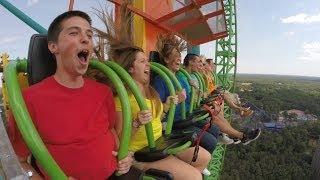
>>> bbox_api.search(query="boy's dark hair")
[48,10,92,42]
[183,53,199,66]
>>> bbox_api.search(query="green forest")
[236,74,320,116]
[221,121,320,180]
[220,74,320,180]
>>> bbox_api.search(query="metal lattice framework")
[207,0,237,179]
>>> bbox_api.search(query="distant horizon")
[237,73,320,78]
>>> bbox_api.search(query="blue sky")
[0,0,320,77]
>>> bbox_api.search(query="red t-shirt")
[8,76,117,179]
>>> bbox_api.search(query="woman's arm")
[163,95,179,113]
[115,111,151,140]
[115,111,138,139]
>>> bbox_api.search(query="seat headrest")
[27,34,56,85]
[149,51,160,63]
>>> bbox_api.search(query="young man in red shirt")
[8,11,133,179]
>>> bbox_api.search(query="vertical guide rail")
[0,0,47,34]
[208,0,237,179]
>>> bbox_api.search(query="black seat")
[149,51,161,63]
[27,34,56,85]
[110,167,173,180]
[172,110,210,130]
[134,132,197,162]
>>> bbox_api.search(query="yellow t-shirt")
[114,92,163,152]
[205,74,215,94]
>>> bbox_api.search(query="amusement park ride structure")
[0,0,237,179]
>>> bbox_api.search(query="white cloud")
[27,0,39,6]
[284,31,295,37]
[281,13,320,24]
[0,36,21,45]
[299,42,320,61]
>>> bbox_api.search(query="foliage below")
[220,75,320,179]
[221,121,320,180]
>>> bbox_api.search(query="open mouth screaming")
[77,49,89,64]
[144,69,150,75]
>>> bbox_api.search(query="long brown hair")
[93,0,143,69]
[155,34,187,65]
[88,0,144,92]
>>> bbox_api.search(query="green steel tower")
[207,0,237,179]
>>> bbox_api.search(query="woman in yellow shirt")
[112,49,211,180]
[114,88,163,152]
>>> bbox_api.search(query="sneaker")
[240,107,254,117]
[202,168,211,176]
[241,128,261,145]
[218,133,234,145]
[232,138,241,144]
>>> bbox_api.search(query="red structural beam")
[171,9,225,31]
[107,0,227,45]
[192,31,228,45]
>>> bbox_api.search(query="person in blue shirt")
[152,68,191,121]
[151,34,219,158]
